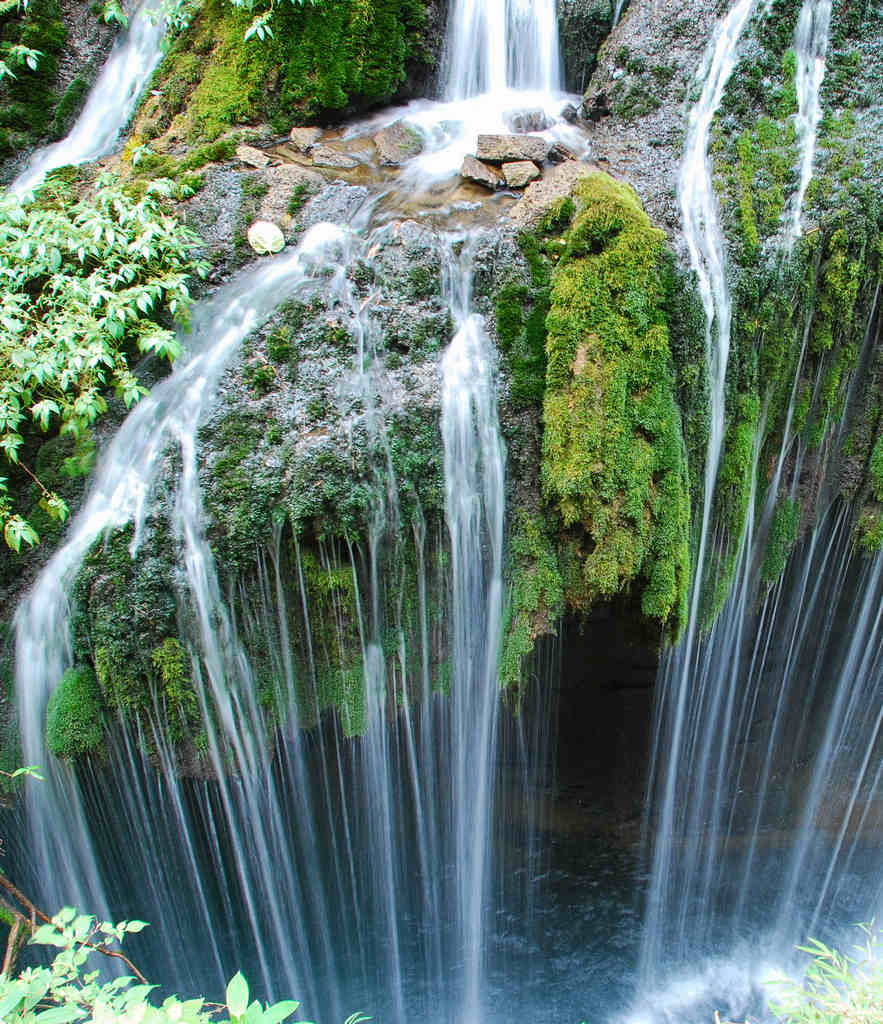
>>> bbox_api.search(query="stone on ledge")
[476,133,550,164]
[289,126,322,152]
[247,220,285,254]
[236,144,270,168]
[373,120,423,165]
[461,155,503,190]
[502,160,541,188]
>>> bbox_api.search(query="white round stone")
[247,220,285,255]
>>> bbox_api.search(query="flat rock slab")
[373,120,423,165]
[289,126,322,152]
[476,133,550,164]
[503,108,552,133]
[502,160,541,188]
[461,155,503,190]
[311,145,359,169]
[236,144,270,168]
[508,160,600,229]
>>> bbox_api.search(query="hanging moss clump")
[45,666,104,758]
[542,172,691,636]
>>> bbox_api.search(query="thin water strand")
[785,0,833,249]
[11,2,167,196]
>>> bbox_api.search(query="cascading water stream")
[443,0,561,99]
[15,222,350,921]
[635,0,878,1011]
[784,0,833,249]
[10,0,167,196]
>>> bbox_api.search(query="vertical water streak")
[784,0,833,249]
[11,2,167,196]
[440,232,506,1022]
[443,0,561,98]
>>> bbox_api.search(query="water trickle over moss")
[541,172,691,635]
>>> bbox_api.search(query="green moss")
[52,77,89,136]
[45,666,104,757]
[870,435,883,502]
[267,325,292,362]
[761,496,800,585]
[500,513,564,693]
[0,0,68,145]
[542,173,691,634]
[858,509,883,552]
[150,638,199,732]
[146,0,430,142]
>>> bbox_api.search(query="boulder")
[502,160,541,188]
[476,134,550,164]
[247,220,285,254]
[461,155,503,190]
[236,144,270,169]
[311,145,359,169]
[503,108,552,133]
[289,126,322,152]
[373,120,423,165]
[561,103,580,124]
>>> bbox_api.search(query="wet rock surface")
[288,126,322,152]
[461,155,503,189]
[502,160,541,188]
[477,134,551,164]
[373,120,424,165]
[578,0,718,238]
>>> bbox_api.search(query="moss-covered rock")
[542,172,691,634]
[140,0,436,143]
[45,665,104,757]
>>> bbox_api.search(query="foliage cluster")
[0,907,309,1024]
[0,173,205,551]
[769,926,883,1024]
[542,172,691,635]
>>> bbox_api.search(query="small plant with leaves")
[0,907,325,1024]
[768,924,883,1023]
[0,173,207,551]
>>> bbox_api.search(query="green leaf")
[262,1000,300,1024]
[226,972,249,1017]
[35,1005,87,1023]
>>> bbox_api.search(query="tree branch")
[0,871,149,984]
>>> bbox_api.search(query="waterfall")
[784,0,833,249]
[443,0,561,99]
[15,224,351,919]
[12,209,524,1020]
[10,1,166,196]
[639,2,757,978]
